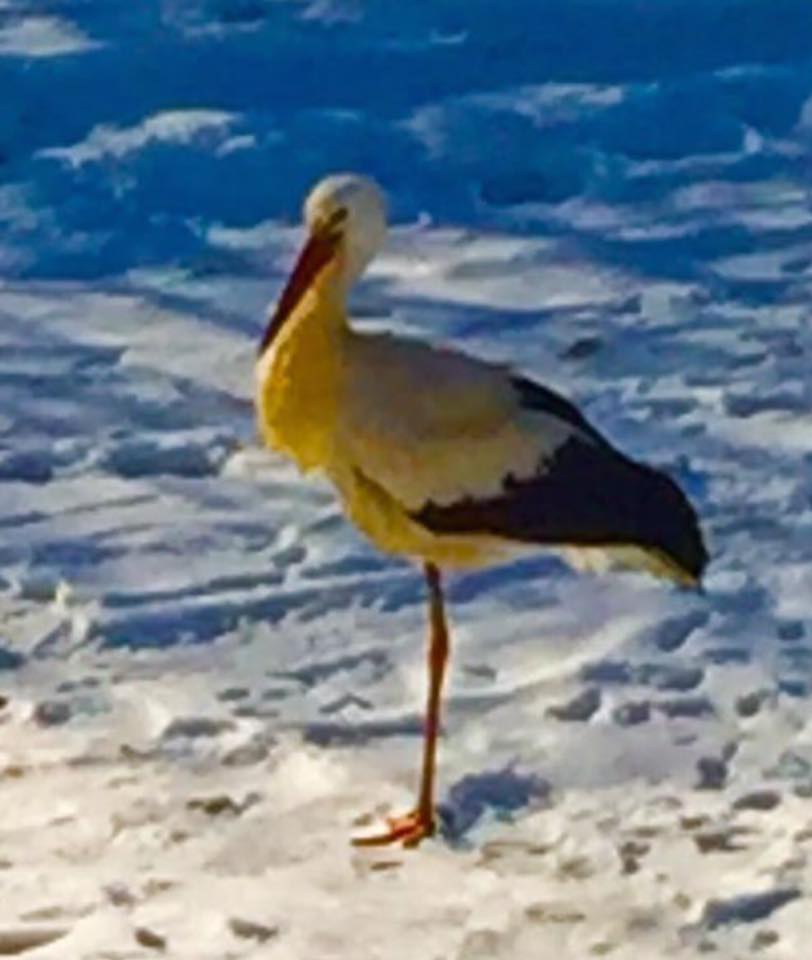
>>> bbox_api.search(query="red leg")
[353,563,449,848]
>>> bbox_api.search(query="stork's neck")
[309,256,352,328]
[255,254,352,470]
[258,257,350,367]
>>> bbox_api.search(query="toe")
[352,810,434,848]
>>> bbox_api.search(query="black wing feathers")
[509,375,608,446]
[412,376,708,582]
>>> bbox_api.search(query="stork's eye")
[327,207,348,229]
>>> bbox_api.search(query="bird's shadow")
[437,765,552,845]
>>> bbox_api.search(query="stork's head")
[305,174,387,282]
[258,174,387,355]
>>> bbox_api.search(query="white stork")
[255,174,708,847]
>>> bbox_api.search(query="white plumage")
[254,173,708,846]
[337,331,581,510]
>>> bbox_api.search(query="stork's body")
[256,174,708,847]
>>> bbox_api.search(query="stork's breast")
[255,324,342,472]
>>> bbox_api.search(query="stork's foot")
[352,809,435,848]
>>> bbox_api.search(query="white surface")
[1,0,812,956]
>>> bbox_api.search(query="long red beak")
[258,227,340,355]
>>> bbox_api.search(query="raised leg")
[353,562,450,848]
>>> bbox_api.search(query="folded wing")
[338,334,707,584]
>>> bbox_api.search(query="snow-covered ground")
[2,1,812,957]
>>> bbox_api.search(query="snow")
[0,16,98,58]
[2,0,812,957]
[40,111,238,167]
